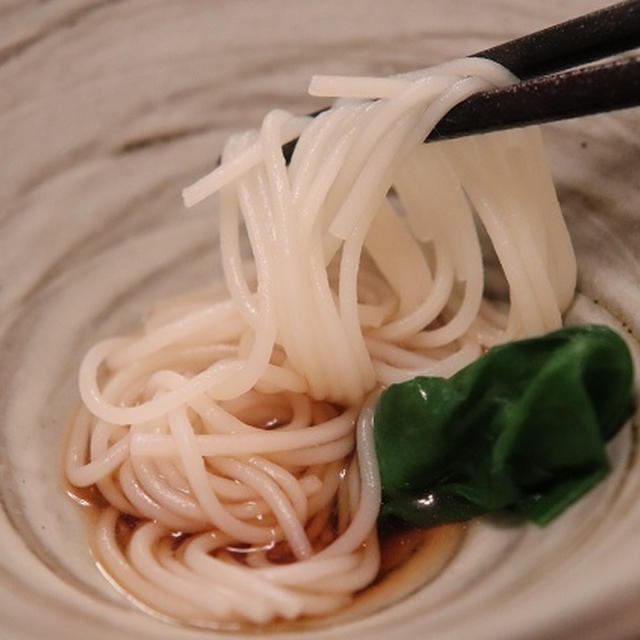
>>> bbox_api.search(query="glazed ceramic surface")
[1,2,639,639]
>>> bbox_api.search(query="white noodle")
[66,58,576,625]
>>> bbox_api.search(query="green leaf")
[374,325,634,528]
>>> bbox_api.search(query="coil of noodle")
[65,57,576,625]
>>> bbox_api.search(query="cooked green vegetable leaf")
[374,325,634,528]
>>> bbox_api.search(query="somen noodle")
[65,57,576,625]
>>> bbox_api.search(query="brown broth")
[114,513,142,552]
[66,482,108,511]
[64,409,465,631]
[268,522,465,632]
[349,523,465,615]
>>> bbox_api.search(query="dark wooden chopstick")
[476,0,640,79]
[429,55,640,142]
[280,1,640,161]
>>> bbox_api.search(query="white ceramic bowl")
[1,2,639,639]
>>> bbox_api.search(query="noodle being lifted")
[65,58,578,624]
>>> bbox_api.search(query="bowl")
[1,1,639,639]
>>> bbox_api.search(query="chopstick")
[281,0,640,160]
[429,0,640,141]
[429,55,640,142]
[475,0,640,78]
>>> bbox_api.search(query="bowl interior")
[1,2,639,639]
